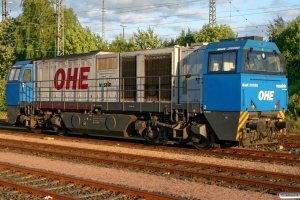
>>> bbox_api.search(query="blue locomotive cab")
[202,37,291,145]
[6,60,34,106]
[241,50,287,112]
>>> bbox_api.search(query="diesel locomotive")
[5,36,292,148]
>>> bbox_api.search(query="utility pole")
[2,0,12,20]
[209,0,216,27]
[120,25,127,38]
[102,0,105,40]
[2,0,7,21]
[55,0,64,56]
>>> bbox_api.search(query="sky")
[2,0,300,43]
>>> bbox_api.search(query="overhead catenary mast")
[55,0,64,56]
[209,0,216,27]
[102,0,105,40]
[2,0,8,21]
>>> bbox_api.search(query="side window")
[8,69,16,81]
[223,52,236,71]
[209,52,236,73]
[210,54,222,71]
[8,68,21,81]
[23,69,31,82]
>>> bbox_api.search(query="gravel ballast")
[0,133,291,199]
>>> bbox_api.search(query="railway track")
[1,124,300,149]
[0,162,178,200]
[1,128,300,166]
[0,138,300,194]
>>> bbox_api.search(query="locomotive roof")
[51,51,112,60]
[12,60,32,67]
[207,39,281,52]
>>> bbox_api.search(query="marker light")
[250,100,257,110]
[274,101,280,109]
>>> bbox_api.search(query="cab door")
[6,67,22,106]
[20,67,34,102]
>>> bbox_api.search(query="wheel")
[148,129,168,146]
[193,140,208,149]
[57,128,68,136]
[192,134,209,149]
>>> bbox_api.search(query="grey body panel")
[7,106,19,124]
[204,111,239,141]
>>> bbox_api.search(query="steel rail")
[1,130,300,165]
[0,179,77,200]
[0,162,178,200]
[1,138,300,182]
[0,140,300,192]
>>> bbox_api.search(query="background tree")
[12,0,56,59]
[64,7,108,54]
[194,24,235,42]
[0,19,16,112]
[173,25,235,46]
[267,16,286,47]
[133,27,166,50]
[268,15,300,85]
[173,28,195,46]
[110,28,166,52]
[12,0,107,59]
[267,15,300,129]
[110,34,134,52]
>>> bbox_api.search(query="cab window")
[8,68,21,81]
[244,51,285,74]
[23,69,31,82]
[209,51,236,73]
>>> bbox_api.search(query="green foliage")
[0,19,16,79]
[12,0,56,59]
[286,83,300,121]
[288,82,300,96]
[64,8,109,54]
[268,16,300,85]
[173,28,195,46]
[11,0,108,59]
[133,28,166,50]
[286,96,300,132]
[0,79,7,112]
[194,24,235,42]
[287,94,300,120]
[110,28,166,52]
[267,16,286,45]
[0,19,15,112]
[173,24,235,46]
[267,15,300,128]
[110,34,134,52]
[286,83,300,132]
[94,34,109,51]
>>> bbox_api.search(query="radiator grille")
[98,57,117,70]
[145,54,171,101]
[121,56,136,101]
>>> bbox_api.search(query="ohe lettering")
[258,90,274,101]
[54,67,90,90]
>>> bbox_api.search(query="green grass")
[0,111,7,120]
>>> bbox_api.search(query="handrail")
[26,74,202,109]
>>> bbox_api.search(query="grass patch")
[0,111,7,120]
